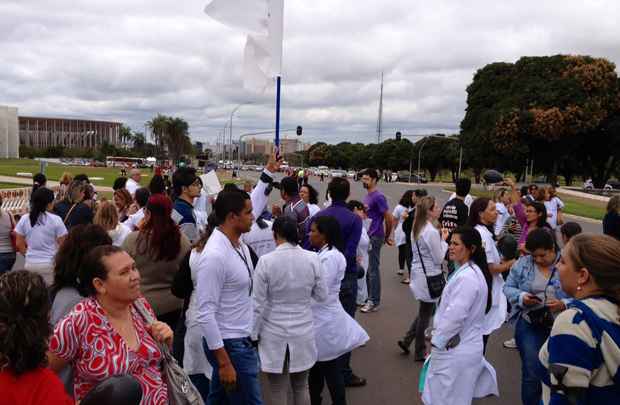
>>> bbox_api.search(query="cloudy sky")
[2,0,619,146]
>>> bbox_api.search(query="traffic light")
[296,126,303,136]
[395,131,402,141]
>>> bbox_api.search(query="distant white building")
[0,106,19,158]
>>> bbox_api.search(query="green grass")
[444,186,605,221]
[0,182,28,189]
[0,159,154,188]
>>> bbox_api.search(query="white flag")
[204,0,269,35]
[204,0,283,92]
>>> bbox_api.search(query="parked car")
[330,170,346,178]
[583,179,620,190]
[396,170,428,183]
[347,171,356,178]
[255,165,264,172]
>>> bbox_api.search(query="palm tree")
[146,114,169,155]
[165,117,191,163]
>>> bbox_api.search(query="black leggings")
[309,357,346,405]
[398,244,412,273]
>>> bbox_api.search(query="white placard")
[201,171,222,195]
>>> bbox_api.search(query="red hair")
[137,194,181,261]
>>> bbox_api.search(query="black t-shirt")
[53,201,94,229]
[439,198,469,234]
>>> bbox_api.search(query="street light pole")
[229,102,251,166]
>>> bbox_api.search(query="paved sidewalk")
[0,174,113,192]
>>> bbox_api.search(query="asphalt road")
[246,172,603,405]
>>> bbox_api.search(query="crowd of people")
[0,159,619,405]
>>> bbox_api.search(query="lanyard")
[229,240,253,296]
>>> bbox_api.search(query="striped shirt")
[539,297,620,404]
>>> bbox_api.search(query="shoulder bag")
[415,239,446,299]
[133,299,205,405]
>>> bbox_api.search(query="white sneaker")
[397,269,404,275]
[503,338,517,349]
[360,302,379,313]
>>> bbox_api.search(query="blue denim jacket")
[503,254,570,323]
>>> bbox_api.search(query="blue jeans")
[203,337,263,405]
[189,374,210,403]
[366,236,384,305]
[0,252,16,274]
[515,316,550,405]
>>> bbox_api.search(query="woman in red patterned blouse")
[48,245,173,404]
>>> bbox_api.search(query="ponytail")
[452,226,493,314]
[29,188,54,227]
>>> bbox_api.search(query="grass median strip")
[444,187,605,221]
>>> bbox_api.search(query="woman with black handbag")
[503,228,569,405]
[398,196,448,361]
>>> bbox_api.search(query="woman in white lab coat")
[422,226,498,405]
[252,216,328,405]
[399,196,449,361]
[308,215,370,405]
[467,197,515,350]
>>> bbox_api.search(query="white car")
[347,171,356,178]
[330,170,346,178]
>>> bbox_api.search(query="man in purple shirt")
[304,177,366,387]
[360,168,393,313]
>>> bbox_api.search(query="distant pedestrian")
[559,222,582,245]
[125,168,141,196]
[392,190,415,283]
[603,195,620,240]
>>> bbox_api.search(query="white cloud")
[1,0,619,146]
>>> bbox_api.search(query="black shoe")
[345,374,367,387]
[397,340,410,355]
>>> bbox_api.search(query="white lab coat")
[410,222,448,303]
[313,246,369,361]
[183,249,213,378]
[475,224,508,335]
[422,262,499,405]
[251,243,327,373]
[242,220,277,259]
[356,225,370,305]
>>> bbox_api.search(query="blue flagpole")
[275,75,281,158]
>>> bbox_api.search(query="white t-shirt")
[125,178,140,196]
[475,224,507,335]
[392,204,409,246]
[544,197,564,229]
[449,193,474,209]
[494,202,510,237]
[15,212,68,265]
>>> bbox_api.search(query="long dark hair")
[138,194,181,261]
[0,271,51,375]
[313,215,344,253]
[399,190,414,208]
[529,201,549,228]
[452,226,493,313]
[467,197,496,237]
[149,174,167,195]
[52,224,113,299]
[29,187,54,227]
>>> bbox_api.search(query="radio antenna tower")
[376,72,384,144]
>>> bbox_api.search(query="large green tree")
[461,55,620,187]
